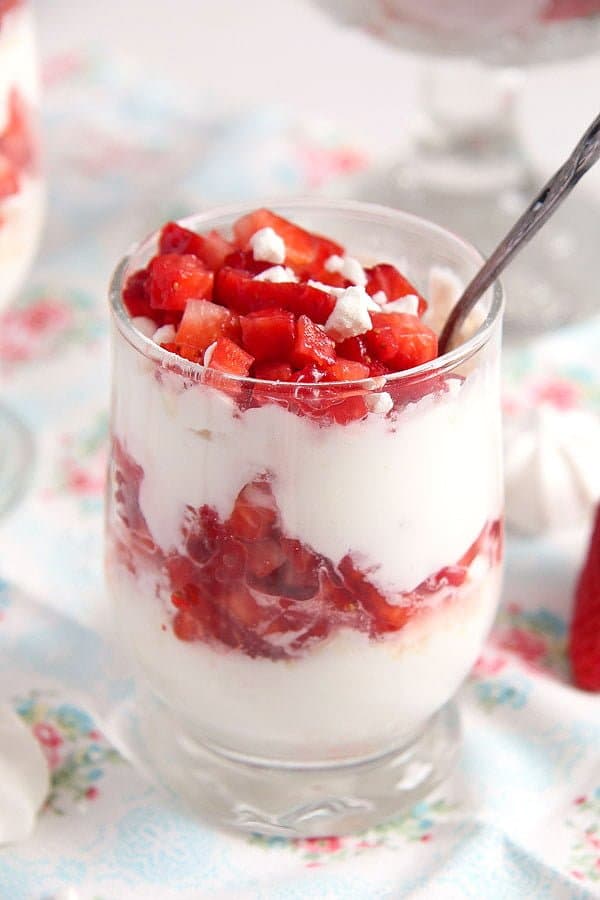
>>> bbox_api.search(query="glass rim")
[108,197,504,388]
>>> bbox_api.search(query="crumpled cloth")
[0,51,599,900]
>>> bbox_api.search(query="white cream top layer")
[0,4,38,132]
[113,334,502,594]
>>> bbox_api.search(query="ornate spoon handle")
[438,111,600,355]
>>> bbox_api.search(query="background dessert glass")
[0,0,44,514]
[313,0,600,340]
[106,199,504,837]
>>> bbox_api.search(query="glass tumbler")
[0,0,43,514]
[106,200,504,837]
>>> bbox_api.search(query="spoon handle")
[438,111,600,355]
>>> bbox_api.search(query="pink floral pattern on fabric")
[15,691,122,814]
[567,789,600,886]
[251,798,453,865]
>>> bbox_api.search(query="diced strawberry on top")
[159,222,234,270]
[366,263,428,316]
[207,336,254,376]
[175,299,240,355]
[232,208,343,276]
[122,268,153,318]
[325,358,370,381]
[252,361,294,381]
[240,309,296,363]
[291,315,336,369]
[215,267,335,323]
[148,254,214,310]
[222,250,271,276]
[365,311,438,372]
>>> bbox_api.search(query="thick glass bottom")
[134,686,460,838]
[0,404,33,516]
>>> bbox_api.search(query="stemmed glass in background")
[314,0,600,340]
[0,0,44,514]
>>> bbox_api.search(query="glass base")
[329,162,600,342]
[134,687,460,838]
[0,404,33,516]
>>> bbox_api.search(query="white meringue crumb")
[203,341,218,366]
[253,266,298,283]
[324,286,373,341]
[371,290,388,306]
[152,324,176,345]
[365,392,394,415]
[324,254,367,287]
[131,316,157,338]
[379,295,420,316]
[249,227,286,265]
[306,279,346,298]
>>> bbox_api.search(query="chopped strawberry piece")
[122,269,152,318]
[252,362,294,381]
[240,309,296,363]
[335,336,371,366]
[365,312,438,372]
[246,539,286,578]
[220,585,263,628]
[148,254,214,310]
[0,152,19,201]
[327,395,368,425]
[569,505,600,691]
[232,208,343,275]
[0,89,36,172]
[175,299,239,355]
[208,337,254,376]
[325,358,370,381]
[420,565,468,592]
[228,480,278,541]
[223,250,270,276]
[173,608,205,641]
[339,555,410,632]
[292,315,336,369]
[215,268,335,323]
[159,222,233,269]
[290,365,326,383]
[366,263,428,316]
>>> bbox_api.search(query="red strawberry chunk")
[292,315,336,369]
[159,222,233,269]
[223,250,270,276]
[569,505,600,691]
[335,336,371,366]
[325,358,370,381]
[122,269,152,318]
[228,480,278,541]
[0,89,36,172]
[215,267,335,323]
[252,362,294,381]
[173,608,206,642]
[233,208,343,275]
[241,309,296,363]
[339,555,410,632]
[208,337,254,376]
[246,539,286,578]
[366,263,428,316]
[148,254,214,310]
[365,312,438,372]
[175,299,239,356]
[0,152,19,201]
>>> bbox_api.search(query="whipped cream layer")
[111,560,500,760]
[112,334,502,594]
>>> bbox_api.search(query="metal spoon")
[438,111,600,355]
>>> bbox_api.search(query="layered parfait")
[0,0,42,309]
[107,204,503,763]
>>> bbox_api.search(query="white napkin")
[0,704,49,844]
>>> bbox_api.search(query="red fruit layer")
[0,88,38,204]
[121,210,441,403]
[569,504,600,691]
[112,441,502,661]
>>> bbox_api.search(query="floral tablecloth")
[0,52,599,900]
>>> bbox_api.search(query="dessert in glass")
[313,0,600,339]
[0,0,43,514]
[106,200,504,837]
